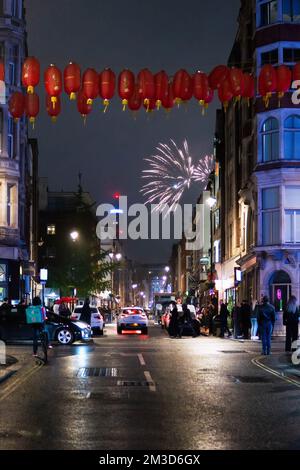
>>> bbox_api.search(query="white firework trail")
[141,139,214,213]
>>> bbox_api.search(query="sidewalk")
[0,345,34,386]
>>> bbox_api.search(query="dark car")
[0,307,92,345]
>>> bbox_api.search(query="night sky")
[25,0,240,264]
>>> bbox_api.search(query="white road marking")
[138,354,146,366]
[144,371,156,392]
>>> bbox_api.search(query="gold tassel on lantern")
[122,99,128,111]
[103,99,110,113]
[51,96,57,109]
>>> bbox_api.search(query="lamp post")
[132,284,138,305]
[206,196,217,284]
[109,252,122,303]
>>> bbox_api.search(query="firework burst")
[141,139,214,213]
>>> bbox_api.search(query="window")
[47,224,56,235]
[260,1,278,26]
[261,49,279,65]
[283,0,300,22]
[262,187,280,245]
[262,117,279,162]
[8,62,15,86]
[11,0,19,18]
[283,48,300,63]
[0,263,6,283]
[7,184,13,226]
[7,117,14,158]
[285,186,300,242]
[46,247,56,259]
[284,115,300,160]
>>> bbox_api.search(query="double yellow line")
[252,355,300,388]
[0,361,43,402]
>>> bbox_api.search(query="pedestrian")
[257,296,276,355]
[232,303,241,338]
[240,300,252,339]
[220,300,232,338]
[178,304,196,338]
[168,301,179,338]
[80,297,92,325]
[251,301,259,340]
[28,296,47,357]
[283,295,300,352]
[58,301,71,318]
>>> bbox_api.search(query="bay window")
[262,117,279,162]
[262,187,280,245]
[284,115,300,160]
[285,186,300,243]
[260,1,278,26]
[283,0,300,22]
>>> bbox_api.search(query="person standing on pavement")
[251,300,259,340]
[0,297,11,321]
[232,302,241,338]
[240,300,251,339]
[80,297,92,325]
[168,301,178,338]
[283,295,300,352]
[257,296,276,355]
[220,300,232,338]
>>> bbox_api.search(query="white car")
[117,307,148,335]
[71,306,104,335]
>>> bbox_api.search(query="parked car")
[71,305,104,335]
[117,307,148,335]
[0,308,92,345]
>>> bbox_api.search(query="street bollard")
[0,340,6,365]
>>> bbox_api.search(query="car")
[0,308,92,345]
[71,305,104,335]
[117,307,148,335]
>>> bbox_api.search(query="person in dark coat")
[220,301,232,338]
[283,295,300,352]
[232,303,241,338]
[80,298,92,325]
[58,301,71,318]
[178,304,196,338]
[168,301,178,338]
[240,300,252,339]
[257,296,276,355]
[0,297,11,321]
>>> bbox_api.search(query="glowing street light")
[70,231,79,242]
[165,266,170,273]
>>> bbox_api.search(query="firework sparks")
[141,139,214,213]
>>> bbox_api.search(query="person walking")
[251,301,259,340]
[80,298,92,325]
[283,295,300,352]
[257,296,276,355]
[240,300,252,339]
[220,300,232,338]
[168,301,179,338]
[28,296,47,357]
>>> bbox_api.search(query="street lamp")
[164,266,170,273]
[70,231,79,242]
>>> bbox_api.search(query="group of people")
[168,302,199,338]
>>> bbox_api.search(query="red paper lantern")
[172,69,193,105]
[9,92,25,121]
[46,94,61,122]
[118,69,135,110]
[276,65,292,100]
[258,64,277,107]
[128,84,142,111]
[162,83,174,111]
[64,62,81,100]
[99,68,116,112]
[77,89,92,122]
[229,67,245,100]
[82,68,98,105]
[44,64,62,109]
[203,87,214,113]
[193,71,209,105]
[138,68,155,111]
[293,63,300,81]
[242,73,255,104]
[22,57,40,94]
[154,71,168,109]
[209,65,229,90]
[25,92,39,127]
[218,79,233,110]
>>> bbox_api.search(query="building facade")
[0,0,38,302]
[216,0,300,330]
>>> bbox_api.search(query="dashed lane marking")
[144,371,156,392]
[138,354,146,366]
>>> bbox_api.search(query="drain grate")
[77,367,118,378]
[219,350,248,354]
[117,380,156,387]
[230,375,272,383]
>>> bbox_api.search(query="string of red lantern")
[7,59,300,125]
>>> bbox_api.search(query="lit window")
[284,115,300,160]
[283,0,300,22]
[285,186,300,242]
[47,225,56,235]
[261,117,279,162]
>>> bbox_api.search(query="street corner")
[252,350,300,388]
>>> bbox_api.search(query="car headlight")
[82,328,90,338]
